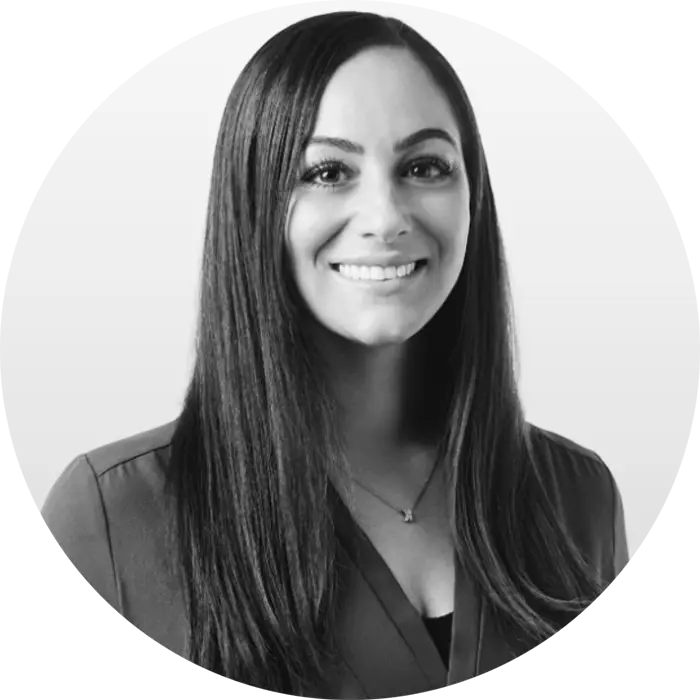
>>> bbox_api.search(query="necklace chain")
[350,459,439,523]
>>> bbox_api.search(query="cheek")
[286,195,344,271]
[286,195,349,324]
[421,186,469,224]
[415,186,470,256]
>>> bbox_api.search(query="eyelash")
[300,156,456,190]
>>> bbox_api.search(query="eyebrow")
[306,127,458,154]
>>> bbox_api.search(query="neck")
[309,322,436,461]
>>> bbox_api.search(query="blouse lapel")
[446,557,482,684]
[332,488,447,697]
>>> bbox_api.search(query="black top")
[41,420,629,698]
[424,613,454,668]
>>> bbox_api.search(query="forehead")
[311,47,459,144]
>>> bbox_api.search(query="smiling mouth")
[330,258,428,289]
[331,258,428,272]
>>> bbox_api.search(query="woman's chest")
[340,470,455,617]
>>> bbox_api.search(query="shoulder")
[44,421,177,518]
[525,423,628,579]
[41,421,179,611]
[526,422,616,500]
[82,421,177,507]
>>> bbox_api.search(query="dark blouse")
[423,613,453,668]
[41,421,629,698]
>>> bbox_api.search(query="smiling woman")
[288,49,470,349]
[40,10,628,699]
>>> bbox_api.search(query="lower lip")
[331,264,427,293]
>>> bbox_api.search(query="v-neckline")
[330,485,483,691]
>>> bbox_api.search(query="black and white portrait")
[1,2,697,698]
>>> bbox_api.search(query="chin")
[343,316,426,347]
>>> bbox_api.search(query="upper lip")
[331,254,426,267]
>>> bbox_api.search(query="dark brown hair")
[168,11,602,695]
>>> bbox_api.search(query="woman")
[42,11,628,698]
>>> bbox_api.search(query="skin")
[286,47,469,482]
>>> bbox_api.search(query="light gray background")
[1,1,696,556]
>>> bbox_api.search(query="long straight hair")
[168,11,603,695]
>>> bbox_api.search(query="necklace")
[350,459,439,523]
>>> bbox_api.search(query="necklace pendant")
[401,508,414,523]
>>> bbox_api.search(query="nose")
[356,177,410,243]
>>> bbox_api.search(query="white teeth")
[336,261,420,281]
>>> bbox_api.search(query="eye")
[408,156,454,180]
[300,159,353,189]
[301,156,455,189]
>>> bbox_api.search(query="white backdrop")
[1,1,698,698]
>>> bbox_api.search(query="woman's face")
[286,47,470,346]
